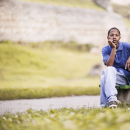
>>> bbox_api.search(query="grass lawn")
[0,41,102,100]
[17,0,104,10]
[1,103,130,130]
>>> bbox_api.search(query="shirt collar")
[116,41,123,51]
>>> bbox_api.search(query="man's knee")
[104,66,116,73]
[100,75,104,81]
[100,75,105,87]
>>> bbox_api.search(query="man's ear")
[119,36,121,40]
[107,36,109,40]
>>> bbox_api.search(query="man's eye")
[116,35,118,36]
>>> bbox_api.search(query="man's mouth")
[113,40,117,43]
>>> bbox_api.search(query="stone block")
[117,89,130,105]
[93,0,113,12]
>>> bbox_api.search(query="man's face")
[107,29,121,49]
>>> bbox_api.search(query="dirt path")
[0,96,100,115]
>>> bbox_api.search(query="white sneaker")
[108,101,118,108]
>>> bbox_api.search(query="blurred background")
[0,0,130,100]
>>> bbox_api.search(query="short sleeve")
[124,42,130,54]
[102,46,110,65]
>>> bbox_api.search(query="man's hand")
[125,57,130,71]
[108,39,116,49]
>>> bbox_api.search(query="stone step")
[99,84,130,105]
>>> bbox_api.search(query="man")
[100,27,130,108]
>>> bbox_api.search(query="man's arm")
[105,39,116,66]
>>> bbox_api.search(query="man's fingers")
[128,63,130,71]
[125,62,128,70]
[111,42,115,46]
[108,39,113,43]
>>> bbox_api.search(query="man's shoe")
[108,101,118,108]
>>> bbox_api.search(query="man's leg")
[100,74,107,107]
[116,69,128,86]
[100,66,117,107]
[100,67,128,107]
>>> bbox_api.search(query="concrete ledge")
[99,85,130,105]
[117,89,130,105]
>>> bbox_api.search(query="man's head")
[107,27,121,49]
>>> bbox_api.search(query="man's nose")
[113,35,116,38]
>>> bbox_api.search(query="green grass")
[17,0,104,10]
[0,41,102,100]
[0,86,100,100]
[0,41,100,80]
[1,105,130,130]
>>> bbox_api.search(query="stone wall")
[93,0,130,10]
[93,0,113,12]
[111,0,130,6]
[0,0,128,46]
[128,29,130,43]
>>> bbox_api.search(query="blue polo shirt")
[102,41,130,84]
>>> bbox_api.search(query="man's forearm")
[105,48,116,66]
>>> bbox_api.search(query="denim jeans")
[100,66,128,107]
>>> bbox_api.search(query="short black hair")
[108,27,121,36]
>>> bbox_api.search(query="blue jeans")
[100,66,128,107]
